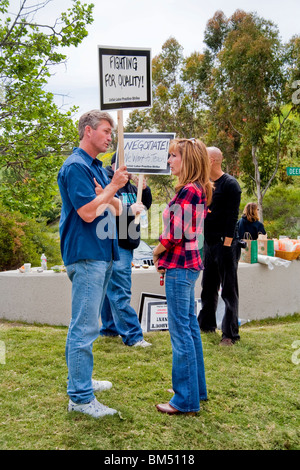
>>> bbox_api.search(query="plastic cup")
[24,263,31,273]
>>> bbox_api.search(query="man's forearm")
[78,182,122,222]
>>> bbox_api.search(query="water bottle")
[140,208,148,229]
[41,253,47,271]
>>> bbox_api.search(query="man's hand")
[131,175,147,190]
[130,202,144,216]
[78,170,126,223]
[94,178,103,195]
[111,165,129,190]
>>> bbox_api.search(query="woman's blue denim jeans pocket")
[165,268,207,412]
[65,259,113,404]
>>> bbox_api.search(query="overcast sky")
[26,0,300,123]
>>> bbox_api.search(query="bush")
[238,181,300,239]
[263,183,300,238]
[0,203,62,271]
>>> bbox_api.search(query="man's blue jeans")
[100,247,143,346]
[65,259,113,404]
[165,268,207,412]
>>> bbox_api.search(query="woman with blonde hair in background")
[153,138,213,415]
[237,202,266,240]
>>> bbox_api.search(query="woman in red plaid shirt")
[153,138,213,415]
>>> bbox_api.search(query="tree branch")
[262,106,295,198]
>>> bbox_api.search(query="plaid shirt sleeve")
[158,183,207,270]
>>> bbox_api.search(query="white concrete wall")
[0,261,299,327]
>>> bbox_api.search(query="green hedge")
[239,182,300,239]
[0,203,62,271]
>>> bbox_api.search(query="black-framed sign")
[98,46,152,111]
[139,293,166,332]
[116,132,175,175]
[147,301,168,332]
[139,293,202,332]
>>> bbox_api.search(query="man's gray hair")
[78,110,115,140]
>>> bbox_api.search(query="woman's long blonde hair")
[169,138,213,205]
[243,203,259,222]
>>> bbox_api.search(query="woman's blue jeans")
[65,259,113,404]
[100,246,144,346]
[165,268,207,412]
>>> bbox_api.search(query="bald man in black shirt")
[198,147,242,345]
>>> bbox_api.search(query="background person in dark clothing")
[198,147,242,345]
[237,202,266,240]
[100,153,153,347]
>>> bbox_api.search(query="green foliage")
[263,182,300,238]
[126,11,300,211]
[239,180,300,238]
[0,0,94,217]
[126,37,210,139]
[239,106,300,192]
[0,202,62,270]
[203,10,300,214]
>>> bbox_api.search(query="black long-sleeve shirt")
[237,215,266,240]
[204,173,241,244]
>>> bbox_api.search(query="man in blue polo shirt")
[58,110,129,418]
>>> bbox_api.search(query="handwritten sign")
[98,46,152,111]
[116,133,175,175]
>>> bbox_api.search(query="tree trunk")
[252,145,264,222]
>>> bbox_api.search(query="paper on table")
[257,254,291,270]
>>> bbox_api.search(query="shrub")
[263,183,300,238]
[0,203,62,271]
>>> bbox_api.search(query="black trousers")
[198,240,241,342]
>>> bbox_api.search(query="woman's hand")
[153,243,167,272]
[153,250,165,273]
[130,202,144,216]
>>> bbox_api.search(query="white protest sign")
[148,302,169,331]
[116,133,175,175]
[98,46,152,111]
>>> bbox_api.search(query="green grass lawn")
[0,315,299,450]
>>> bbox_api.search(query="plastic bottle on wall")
[41,253,47,271]
[140,208,148,228]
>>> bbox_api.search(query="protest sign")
[139,293,202,332]
[98,46,152,111]
[98,46,152,167]
[147,302,169,331]
[116,133,175,175]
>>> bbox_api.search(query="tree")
[0,0,94,217]
[203,10,300,220]
[125,38,210,203]
[126,37,208,138]
[125,13,300,221]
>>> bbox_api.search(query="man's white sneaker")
[132,339,152,348]
[92,379,112,392]
[68,398,117,418]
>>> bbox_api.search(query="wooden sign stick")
[117,110,124,167]
[135,174,144,224]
